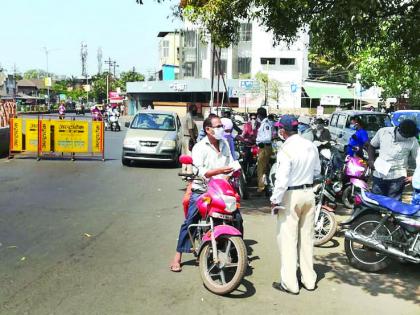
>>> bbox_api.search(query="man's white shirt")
[191,136,233,191]
[270,134,321,205]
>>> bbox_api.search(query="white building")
[178,20,309,109]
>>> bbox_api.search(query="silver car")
[122,110,182,165]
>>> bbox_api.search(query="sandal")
[169,264,182,273]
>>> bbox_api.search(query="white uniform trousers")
[276,189,317,293]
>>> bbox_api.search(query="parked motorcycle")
[316,142,369,209]
[344,189,420,272]
[179,155,248,295]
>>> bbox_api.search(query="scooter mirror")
[179,155,193,165]
[125,122,130,128]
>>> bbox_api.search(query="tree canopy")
[140,0,419,103]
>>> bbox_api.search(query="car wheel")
[122,157,131,166]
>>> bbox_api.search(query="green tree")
[24,69,49,79]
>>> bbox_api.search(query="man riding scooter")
[169,115,242,272]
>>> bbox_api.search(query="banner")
[10,118,22,151]
[54,120,89,153]
[25,119,38,152]
[40,120,51,152]
[92,121,103,153]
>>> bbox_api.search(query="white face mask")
[213,127,225,140]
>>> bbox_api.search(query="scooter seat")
[364,192,420,215]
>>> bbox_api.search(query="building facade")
[173,20,309,109]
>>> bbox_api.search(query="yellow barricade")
[9,116,105,160]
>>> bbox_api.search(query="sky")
[0,0,182,77]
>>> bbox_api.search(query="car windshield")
[393,112,420,129]
[350,114,392,131]
[131,113,176,131]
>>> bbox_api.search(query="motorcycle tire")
[238,173,249,200]
[314,207,337,247]
[199,235,248,295]
[342,184,358,209]
[344,214,392,272]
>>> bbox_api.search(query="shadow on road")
[128,160,180,170]
[315,252,420,304]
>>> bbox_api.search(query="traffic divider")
[9,115,105,161]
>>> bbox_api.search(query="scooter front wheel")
[199,235,247,295]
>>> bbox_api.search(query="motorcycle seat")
[364,192,420,215]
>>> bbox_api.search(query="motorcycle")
[344,189,420,272]
[315,142,369,210]
[179,155,248,295]
[109,112,121,132]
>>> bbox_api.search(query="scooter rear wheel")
[199,235,247,295]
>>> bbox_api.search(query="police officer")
[256,107,273,193]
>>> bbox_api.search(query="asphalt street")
[0,121,418,315]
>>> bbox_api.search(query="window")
[131,113,176,131]
[238,57,251,75]
[280,58,295,65]
[161,40,169,58]
[337,115,348,129]
[330,114,338,127]
[183,62,196,77]
[184,31,196,48]
[260,58,275,65]
[239,23,252,42]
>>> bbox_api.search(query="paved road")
[0,124,418,315]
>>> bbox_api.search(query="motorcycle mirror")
[125,122,130,128]
[179,155,193,165]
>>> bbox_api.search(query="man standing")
[368,119,418,200]
[170,115,235,272]
[181,104,198,174]
[270,115,321,295]
[256,107,273,193]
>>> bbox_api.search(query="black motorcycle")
[344,190,420,272]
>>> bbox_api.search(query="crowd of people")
[170,105,420,295]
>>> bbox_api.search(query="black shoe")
[272,282,299,295]
[299,281,317,291]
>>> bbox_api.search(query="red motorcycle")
[180,155,248,295]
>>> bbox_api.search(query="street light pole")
[43,47,50,109]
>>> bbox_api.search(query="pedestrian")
[58,102,66,120]
[256,107,273,193]
[368,119,419,200]
[346,116,369,157]
[270,115,321,295]
[169,115,236,272]
[221,117,236,159]
[312,118,331,142]
[181,104,199,174]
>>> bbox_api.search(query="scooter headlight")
[332,182,343,193]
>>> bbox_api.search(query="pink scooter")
[179,155,248,295]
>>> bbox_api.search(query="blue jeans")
[176,192,244,253]
[176,192,201,253]
[371,176,406,201]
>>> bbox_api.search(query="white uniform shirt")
[370,127,418,180]
[191,136,233,191]
[270,134,321,205]
[256,118,273,144]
